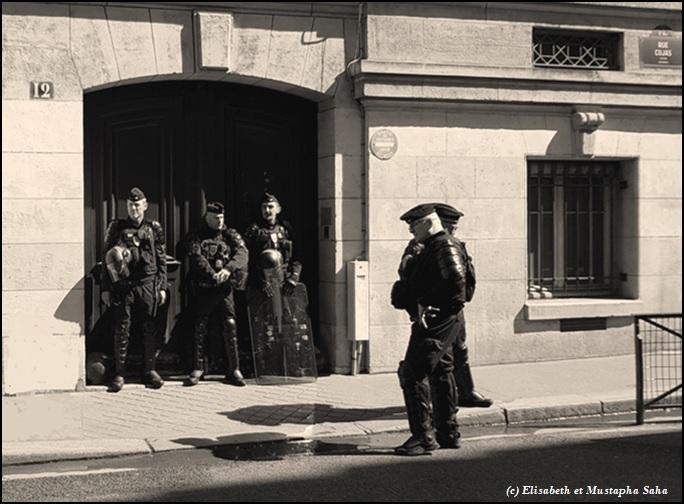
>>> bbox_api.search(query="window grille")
[528,161,619,298]
[533,29,620,70]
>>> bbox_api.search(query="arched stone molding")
[2,3,351,101]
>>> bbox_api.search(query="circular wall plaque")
[370,129,398,160]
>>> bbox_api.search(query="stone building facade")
[2,2,681,393]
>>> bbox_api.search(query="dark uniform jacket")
[102,218,167,293]
[185,222,248,289]
[450,236,476,302]
[394,231,466,317]
[244,220,302,284]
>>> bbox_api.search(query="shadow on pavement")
[221,403,407,426]
[157,430,682,502]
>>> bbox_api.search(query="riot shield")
[247,269,317,385]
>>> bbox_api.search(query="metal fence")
[635,314,682,424]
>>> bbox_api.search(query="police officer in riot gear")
[185,202,249,387]
[394,204,493,409]
[245,192,311,378]
[434,203,493,408]
[101,187,167,392]
[244,193,302,296]
[392,204,465,455]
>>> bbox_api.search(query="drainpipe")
[346,3,368,375]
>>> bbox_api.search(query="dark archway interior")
[84,81,319,378]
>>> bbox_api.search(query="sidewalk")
[2,354,639,465]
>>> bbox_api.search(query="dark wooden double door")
[85,81,318,376]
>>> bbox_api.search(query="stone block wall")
[2,2,356,392]
[365,2,682,75]
[1,1,681,390]
[366,107,682,372]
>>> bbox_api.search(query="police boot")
[143,319,164,389]
[185,369,204,387]
[454,346,493,408]
[223,318,246,387]
[110,330,128,393]
[109,375,125,393]
[145,370,164,389]
[436,431,461,449]
[226,369,246,387]
[394,433,439,456]
[460,389,493,408]
[186,318,208,386]
[455,363,492,407]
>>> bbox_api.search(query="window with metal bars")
[528,161,619,298]
[533,29,620,70]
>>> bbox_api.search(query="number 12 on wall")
[30,81,54,99]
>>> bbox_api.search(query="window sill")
[525,298,644,321]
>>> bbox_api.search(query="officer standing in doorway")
[245,192,316,379]
[244,193,302,297]
[101,187,167,392]
[185,202,249,387]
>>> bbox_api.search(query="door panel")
[85,81,318,377]
[85,92,185,372]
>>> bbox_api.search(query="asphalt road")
[3,413,681,502]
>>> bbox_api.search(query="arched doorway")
[84,81,318,379]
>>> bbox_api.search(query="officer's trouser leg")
[221,292,241,376]
[193,314,210,372]
[222,317,240,374]
[430,352,459,443]
[193,290,218,372]
[186,293,214,386]
[139,283,158,374]
[451,310,492,406]
[398,361,433,437]
[453,343,475,397]
[143,319,158,373]
[112,293,133,377]
[451,311,471,396]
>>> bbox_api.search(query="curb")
[2,439,151,466]
[2,399,638,466]
[504,398,637,424]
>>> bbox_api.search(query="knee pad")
[225,318,237,332]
